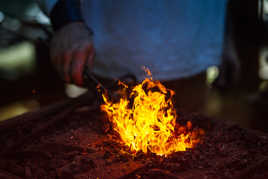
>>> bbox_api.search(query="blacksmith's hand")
[50,22,95,86]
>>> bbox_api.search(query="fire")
[100,69,204,156]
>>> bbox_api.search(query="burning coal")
[100,68,204,156]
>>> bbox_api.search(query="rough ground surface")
[0,94,268,179]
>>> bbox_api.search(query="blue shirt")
[43,0,228,81]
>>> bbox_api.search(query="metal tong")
[83,71,137,103]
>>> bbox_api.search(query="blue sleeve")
[49,0,83,30]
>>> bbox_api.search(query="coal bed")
[0,93,268,179]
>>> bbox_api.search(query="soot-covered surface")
[0,94,268,179]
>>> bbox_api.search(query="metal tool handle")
[83,70,137,103]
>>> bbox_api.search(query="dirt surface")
[0,93,268,179]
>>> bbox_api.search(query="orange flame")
[100,69,204,156]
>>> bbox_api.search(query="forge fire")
[100,68,204,156]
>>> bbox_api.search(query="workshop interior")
[1,0,268,178]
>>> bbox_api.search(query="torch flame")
[100,69,204,156]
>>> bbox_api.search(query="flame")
[100,69,204,156]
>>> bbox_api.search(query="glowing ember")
[100,68,204,156]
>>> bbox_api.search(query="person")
[37,0,239,89]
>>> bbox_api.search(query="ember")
[100,68,204,156]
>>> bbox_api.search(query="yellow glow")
[0,100,40,122]
[206,66,219,85]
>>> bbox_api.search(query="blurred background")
[0,0,67,121]
[1,0,268,133]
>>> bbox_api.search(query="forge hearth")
[0,93,268,179]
